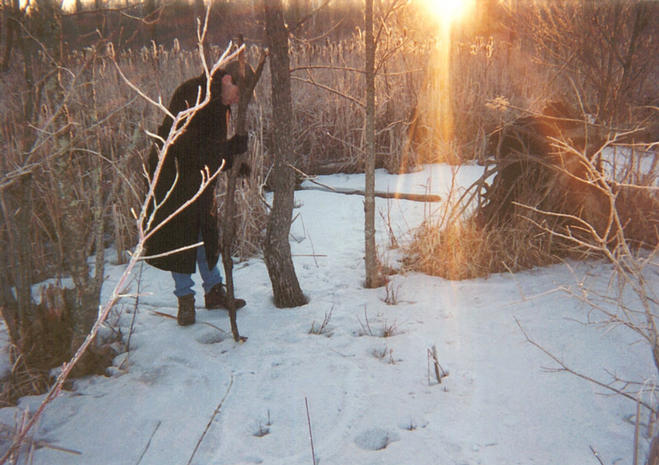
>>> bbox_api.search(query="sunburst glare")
[398,0,474,184]
[419,0,475,26]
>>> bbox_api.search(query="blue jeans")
[171,243,223,298]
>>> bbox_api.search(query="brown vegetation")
[405,102,658,280]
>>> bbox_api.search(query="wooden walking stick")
[221,37,268,342]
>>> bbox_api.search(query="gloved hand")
[226,134,248,155]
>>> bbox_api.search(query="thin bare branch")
[291,75,365,108]
[515,318,655,412]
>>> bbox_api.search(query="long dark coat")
[144,69,241,274]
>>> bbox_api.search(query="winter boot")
[204,283,246,310]
[177,294,196,326]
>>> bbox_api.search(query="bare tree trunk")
[1,15,39,351]
[363,0,384,288]
[1,0,18,72]
[649,434,659,465]
[263,0,307,308]
[7,177,35,336]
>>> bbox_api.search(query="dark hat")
[222,60,255,88]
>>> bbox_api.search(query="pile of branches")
[477,102,610,242]
[405,102,658,280]
[477,102,657,250]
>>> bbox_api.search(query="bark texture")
[363,0,384,288]
[263,0,307,308]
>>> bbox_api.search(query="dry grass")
[0,346,50,408]
[404,216,563,280]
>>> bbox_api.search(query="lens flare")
[400,0,473,176]
[421,0,474,25]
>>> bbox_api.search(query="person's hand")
[227,134,248,155]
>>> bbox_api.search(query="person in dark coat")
[144,61,250,326]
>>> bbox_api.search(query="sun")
[420,0,474,25]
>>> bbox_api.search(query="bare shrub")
[357,308,400,338]
[514,132,659,463]
[309,307,334,336]
[509,0,659,127]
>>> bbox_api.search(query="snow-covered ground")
[0,164,656,464]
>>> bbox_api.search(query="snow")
[1,164,656,464]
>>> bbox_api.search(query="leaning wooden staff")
[221,39,268,342]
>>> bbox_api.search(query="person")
[144,61,252,326]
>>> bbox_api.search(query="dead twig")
[427,345,448,385]
[589,445,605,465]
[124,261,144,354]
[186,375,234,465]
[305,397,317,465]
[515,318,655,413]
[292,75,365,109]
[151,311,227,336]
[135,420,161,465]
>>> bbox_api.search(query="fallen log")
[297,184,442,202]
[288,163,442,202]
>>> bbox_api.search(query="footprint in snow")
[354,428,400,451]
[194,328,225,345]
